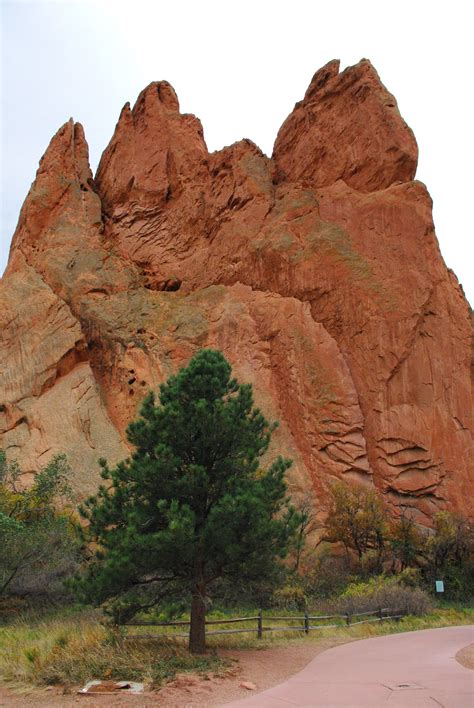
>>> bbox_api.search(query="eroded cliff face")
[1,60,472,524]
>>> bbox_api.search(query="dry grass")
[0,608,224,690]
[203,605,474,650]
[126,604,474,650]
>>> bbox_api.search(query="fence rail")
[124,607,405,639]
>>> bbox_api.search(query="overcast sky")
[1,0,473,303]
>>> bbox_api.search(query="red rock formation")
[1,60,472,525]
[273,60,418,191]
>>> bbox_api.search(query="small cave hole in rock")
[87,288,108,296]
[164,277,181,292]
[128,377,136,385]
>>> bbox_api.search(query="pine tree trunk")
[189,581,206,654]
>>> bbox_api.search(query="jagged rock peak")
[7,118,97,271]
[273,58,418,192]
[134,80,181,112]
[95,79,208,215]
[32,118,92,189]
[304,59,341,100]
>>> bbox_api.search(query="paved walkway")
[223,625,474,707]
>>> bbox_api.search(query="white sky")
[1,0,473,304]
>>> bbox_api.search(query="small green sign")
[435,580,444,593]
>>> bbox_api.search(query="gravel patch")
[455,642,474,670]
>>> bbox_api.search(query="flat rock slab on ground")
[223,625,474,707]
[79,680,144,694]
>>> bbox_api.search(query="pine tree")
[75,349,296,653]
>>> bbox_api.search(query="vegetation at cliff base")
[288,480,474,607]
[0,452,81,599]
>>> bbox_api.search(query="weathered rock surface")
[273,60,418,192]
[1,60,472,523]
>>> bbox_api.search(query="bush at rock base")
[0,452,82,601]
[332,573,432,617]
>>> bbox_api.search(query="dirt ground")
[0,638,348,707]
[456,642,474,670]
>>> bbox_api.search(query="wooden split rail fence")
[125,607,405,639]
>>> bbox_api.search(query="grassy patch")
[126,604,474,650]
[203,604,474,650]
[0,607,224,690]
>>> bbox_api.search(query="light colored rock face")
[0,60,472,525]
[0,255,129,494]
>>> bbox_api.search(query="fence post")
[378,607,383,621]
[345,613,351,626]
[304,612,309,635]
[257,610,263,639]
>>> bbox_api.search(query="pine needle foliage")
[75,349,297,652]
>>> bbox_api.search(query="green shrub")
[335,573,432,617]
[272,583,307,611]
[0,452,82,600]
[422,512,474,602]
[324,481,387,568]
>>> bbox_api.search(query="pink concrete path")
[223,625,474,707]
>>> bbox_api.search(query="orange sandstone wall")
[1,60,472,525]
